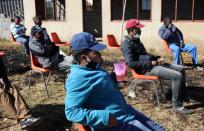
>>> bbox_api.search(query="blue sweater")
[65,64,135,128]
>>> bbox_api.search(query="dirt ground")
[0,41,204,131]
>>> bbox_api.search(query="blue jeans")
[16,35,30,55]
[146,64,186,107]
[169,43,197,65]
[93,105,165,131]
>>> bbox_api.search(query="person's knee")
[172,72,182,81]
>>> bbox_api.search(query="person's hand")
[180,41,185,48]
[157,58,165,65]
[151,61,158,66]
[108,114,118,127]
[168,24,173,29]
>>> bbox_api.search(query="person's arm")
[158,26,172,40]
[65,80,116,128]
[121,41,152,70]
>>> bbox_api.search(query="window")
[35,0,66,21]
[111,0,151,20]
[162,0,204,21]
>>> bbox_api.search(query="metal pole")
[120,0,127,45]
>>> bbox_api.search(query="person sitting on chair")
[31,16,50,41]
[121,19,192,115]
[29,28,73,72]
[10,16,30,55]
[64,32,165,131]
[0,53,41,129]
[159,17,198,68]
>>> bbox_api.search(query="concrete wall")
[0,14,12,39]
[23,0,204,55]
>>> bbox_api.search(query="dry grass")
[0,41,204,131]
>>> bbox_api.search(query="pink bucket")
[113,62,127,81]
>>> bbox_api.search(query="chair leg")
[28,70,33,90]
[40,72,49,97]
[159,80,164,93]
[46,71,52,86]
[152,81,160,107]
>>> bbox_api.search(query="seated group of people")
[1,16,200,130]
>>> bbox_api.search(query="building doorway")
[83,0,102,37]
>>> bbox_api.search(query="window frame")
[161,0,204,22]
[36,0,66,21]
[110,0,152,22]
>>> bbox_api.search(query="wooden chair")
[162,39,184,65]
[129,69,164,106]
[50,32,69,47]
[28,53,51,97]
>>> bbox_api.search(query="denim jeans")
[93,105,165,131]
[146,64,186,107]
[169,43,197,65]
[16,35,30,55]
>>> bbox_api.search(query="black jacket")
[121,36,159,74]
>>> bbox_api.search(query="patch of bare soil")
[0,44,204,131]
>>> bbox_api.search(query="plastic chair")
[107,34,120,49]
[28,53,51,97]
[50,32,69,46]
[76,124,91,131]
[162,39,184,65]
[10,32,21,45]
[113,62,126,81]
[129,69,164,106]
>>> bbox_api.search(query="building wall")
[23,0,204,55]
[23,0,83,41]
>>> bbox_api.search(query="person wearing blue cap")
[64,32,165,131]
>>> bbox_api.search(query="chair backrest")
[30,53,49,72]
[107,34,120,47]
[10,32,17,42]
[51,32,61,43]
[131,69,159,80]
[113,62,126,81]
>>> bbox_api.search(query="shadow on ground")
[28,104,72,131]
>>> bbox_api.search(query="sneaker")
[20,116,41,129]
[196,66,204,71]
[128,91,136,98]
[173,106,193,115]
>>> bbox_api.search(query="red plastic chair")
[28,53,51,97]
[107,34,120,49]
[129,69,163,106]
[10,32,21,44]
[76,124,91,131]
[50,32,69,46]
[162,39,184,65]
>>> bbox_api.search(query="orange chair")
[10,32,21,45]
[28,53,51,97]
[162,39,184,65]
[107,34,120,49]
[50,32,69,46]
[76,124,91,131]
[129,69,164,106]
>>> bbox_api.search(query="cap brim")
[90,42,107,51]
[135,24,145,28]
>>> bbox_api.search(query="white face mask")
[133,33,140,39]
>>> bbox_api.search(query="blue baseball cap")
[70,32,107,52]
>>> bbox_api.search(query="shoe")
[128,91,136,98]
[196,66,203,71]
[173,106,193,115]
[20,116,41,129]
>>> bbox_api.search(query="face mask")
[133,33,140,39]
[84,56,100,69]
